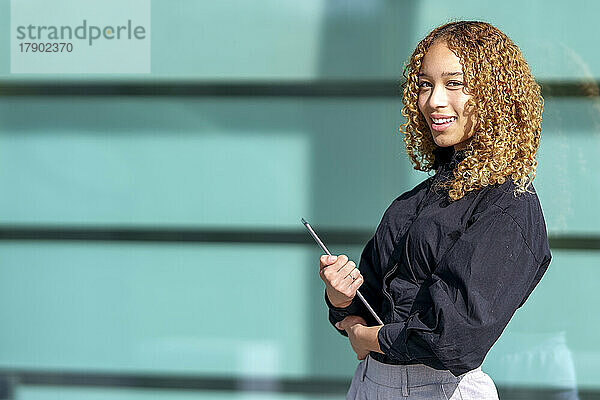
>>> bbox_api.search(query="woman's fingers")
[322,255,360,287]
[328,257,355,286]
[320,255,344,279]
[326,254,354,277]
[348,273,364,292]
[338,260,358,277]
[336,260,359,288]
[319,254,334,270]
[338,273,363,298]
[319,255,338,285]
[333,255,349,272]
[336,268,363,296]
[319,254,362,307]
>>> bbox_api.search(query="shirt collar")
[433,147,467,170]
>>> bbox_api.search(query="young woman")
[318,21,552,399]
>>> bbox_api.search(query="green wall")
[0,1,598,399]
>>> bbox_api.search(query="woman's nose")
[428,85,448,108]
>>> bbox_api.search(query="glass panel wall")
[1,1,598,399]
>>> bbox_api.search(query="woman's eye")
[417,81,431,88]
[447,81,463,87]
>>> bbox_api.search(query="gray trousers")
[347,355,499,400]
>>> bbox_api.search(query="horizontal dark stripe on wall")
[0,80,597,98]
[0,225,369,245]
[0,225,598,250]
[1,371,348,395]
[0,80,399,97]
[0,371,598,399]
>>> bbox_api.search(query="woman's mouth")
[430,116,457,132]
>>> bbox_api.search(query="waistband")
[361,354,480,389]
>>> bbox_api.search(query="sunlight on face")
[417,41,476,150]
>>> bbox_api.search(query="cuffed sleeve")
[325,291,362,337]
[326,235,385,336]
[377,205,551,376]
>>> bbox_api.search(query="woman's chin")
[431,136,454,148]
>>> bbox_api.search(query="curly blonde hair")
[400,21,544,201]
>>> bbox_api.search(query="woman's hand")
[319,254,363,308]
[336,316,384,360]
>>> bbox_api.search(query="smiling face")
[417,40,476,150]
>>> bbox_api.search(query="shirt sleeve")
[326,234,385,337]
[377,204,552,376]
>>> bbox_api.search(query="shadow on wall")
[307,0,418,377]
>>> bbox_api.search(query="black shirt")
[326,147,552,376]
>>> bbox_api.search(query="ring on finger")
[347,268,357,280]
